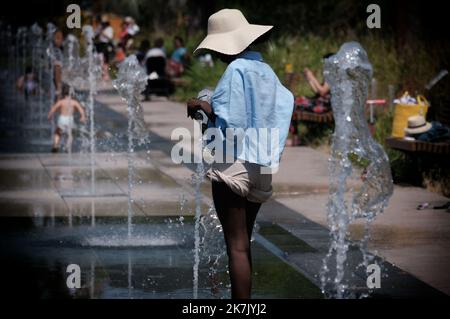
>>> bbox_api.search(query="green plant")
[174,60,226,101]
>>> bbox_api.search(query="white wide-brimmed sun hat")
[194,9,273,55]
[404,115,432,135]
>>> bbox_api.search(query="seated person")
[145,38,166,61]
[167,36,188,77]
[145,38,167,78]
[297,52,334,113]
[144,39,174,99]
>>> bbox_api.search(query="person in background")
[167,36,188,77]
[113,45,126,64]
[52,30,64,100]
[125,17,140,37]
[136,40,150,65]
[145,37,166,61]
[120,17,140,54]
[299,52,334,113]
[118,21,130,53]
[95,15,114,80]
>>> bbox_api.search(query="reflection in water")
[50,203,55,227]
[128,251,132,298]
[90,259,95,299]
[68,201,72,228]
[0,216,323,299]
[91,199,95,227]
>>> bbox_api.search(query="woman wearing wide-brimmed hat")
[187,9,294,299]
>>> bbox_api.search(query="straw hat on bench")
[404,115,432,135]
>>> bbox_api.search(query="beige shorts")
[207,159,273,203]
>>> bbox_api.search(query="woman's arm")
[304,68,319,93]
[304,68,330,97]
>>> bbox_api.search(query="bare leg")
[245,199,261,269]
[102,63,110,81]
[66,129,73,153]
[212,182,261,299]
[53,128,61,150]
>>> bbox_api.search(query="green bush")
[174,60,227,101]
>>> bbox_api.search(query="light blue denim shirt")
[209,51,294,168]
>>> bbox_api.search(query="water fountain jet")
[112,55,148,239]
[320,42,394,299]
[82,25,101,196]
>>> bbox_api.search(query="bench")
[291,100,386,125]
[385,137,450,154]
[385,136,450,185]
[292,109,334,123]
[289,100,387,146]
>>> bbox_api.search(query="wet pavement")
[0,83,448,298]
[0,95,323,298]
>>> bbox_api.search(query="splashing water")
[82,26,102,196]
[83,234,179,247]
[45,23,56,140]
[20,27,27,88]
[30,23,43,124]
[112,55,148,239]
[191,89,213,299]
[320,42,394,298]
[61,34,81,156]
[192,122,205,299]
[62,30,100,157]
[63,34,80,72]
[14,28,23,103]
[200,206,226,297]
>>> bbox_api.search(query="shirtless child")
[47,85,86,153]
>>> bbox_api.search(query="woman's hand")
[186,98,213,119]
[186,98,201,118]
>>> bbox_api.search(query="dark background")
[0,0,448,41]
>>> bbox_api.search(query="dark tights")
[212,181,261,299]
